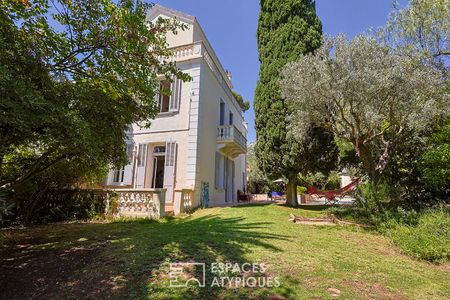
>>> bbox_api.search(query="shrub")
[384,210,450,263]
[8,188,109,225]
[297,185,307,195]
[352,181,390,216]
[301,171,341,191]
[329,206,449,263]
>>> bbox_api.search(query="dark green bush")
[384,117,450,209]
[8,189,109,225]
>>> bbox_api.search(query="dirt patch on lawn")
[289,214,373,228]
[344,279,407,300]
[0,225,131,300]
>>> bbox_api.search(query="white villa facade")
[103,5,247,214]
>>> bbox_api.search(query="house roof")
[147,4,196,24]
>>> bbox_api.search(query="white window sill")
[156,111,178,118]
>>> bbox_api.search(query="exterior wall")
[105,61,202,209]
[156,15,194,48]
[197,60,247,205]
[105,5,247,209]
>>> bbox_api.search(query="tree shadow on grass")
[229,203,279,209]
[278,204,330,212]
[0,214,290,299]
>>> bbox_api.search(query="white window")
[153,146,166,154]
[155,77,182,113]
[219,101,225,125]
[158,80,171,113]
[113,167,125,183]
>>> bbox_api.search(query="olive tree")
[384,0,449,62]
[280,35,448,184]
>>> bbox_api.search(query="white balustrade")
[173,189,194,215]
[162,42,203,63]
[107,189,166,218]
[217,125,247,150]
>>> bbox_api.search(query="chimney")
[225,69,232,82]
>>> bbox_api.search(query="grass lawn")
[1,204,449,299]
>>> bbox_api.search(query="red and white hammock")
[302,177,361,204]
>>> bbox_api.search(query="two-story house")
[103,5,247,213]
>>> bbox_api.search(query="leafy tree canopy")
[384,0,449,64]
[281,35,448,183]
[0,0,188,192]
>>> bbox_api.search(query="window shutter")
[154,82,161,107]
[126,144,134,163]
[164,141,177,202]
[137,144,147,167]
[215,152,220,188]
[165,142,177,167]
[169,77,182,112]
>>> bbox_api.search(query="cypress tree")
[254,0,336,206]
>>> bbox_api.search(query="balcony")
[217,125,247,158]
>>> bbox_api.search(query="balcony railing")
[217,125,247,151]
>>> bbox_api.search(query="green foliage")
[325,171,341,190]
[330,203,449,263]
[281,34,447,184]
[355,181,391,211]
[420,120,450,188]
[10,188,109,225]
[383,210,450,263]
[385,117,449,209]
[300,171,341,190]
[0,0,188,193]
[385,0,449,65]
[231,91,250,112]
[246,143,274,193]
[254,0,336,205]
[330,204,449,263]
[335,139,360,169]
[297,185,307,194]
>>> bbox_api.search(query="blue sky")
[155,0,406,142]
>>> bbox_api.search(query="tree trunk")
[354,142,379,183]
[286,179,298,207]
[354,142,389,207]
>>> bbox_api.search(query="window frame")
[113,166,125,183]
[158,80,171,113]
